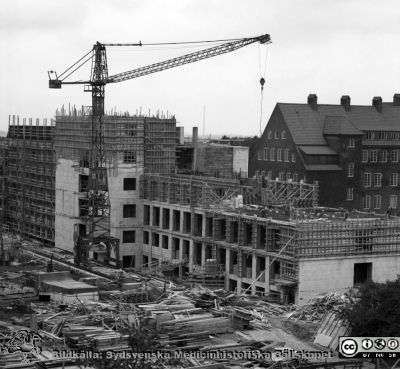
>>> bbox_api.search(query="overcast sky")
[1,0,399,136]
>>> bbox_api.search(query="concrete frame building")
[139,174,400,304]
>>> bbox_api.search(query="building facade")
[250,94,400,212]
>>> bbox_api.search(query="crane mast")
[49,34,271,268]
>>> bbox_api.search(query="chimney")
[341,95,351,112]
[192,126,198,145]
[372,96,382,113]
[307,94,318,110]
[394,94,400,106]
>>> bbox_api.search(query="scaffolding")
[5,116,55,246]
[54,107,145,167]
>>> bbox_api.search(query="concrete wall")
[55,158,81,253]
[297,254,400,304]
[108,163,143,268]
[55,157,144,268]
[232,146,249,177]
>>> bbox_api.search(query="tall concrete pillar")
[201,242,206,266]
[225,248,231,290]
[251,253,257,295]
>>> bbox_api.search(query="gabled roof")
[275,102,400,145]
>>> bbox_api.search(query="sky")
[1,0,400,136]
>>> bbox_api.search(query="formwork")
[6,116,55,245]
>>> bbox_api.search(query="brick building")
[250,94,400,212]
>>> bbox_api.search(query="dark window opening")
[354,262,372,285]
[123,178,136,191]
[122,230,136,243]
[123,255,135,268]
[123,204,136,218]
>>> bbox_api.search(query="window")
[363,172,371,187]
[270,148,275,161]
[390,173,398,186]
[123,150,137,163]
[370,150,377,163]
[348,138,355,148]
[380,150,387,163]
[362,150,368,163]
[267,171,272,180]
[122,230,136,243]
[374,173,382,187]
[123,204,136,218]
[390,195,398,209]
[278,172,284,181]
[277,148,282,161]
[275,131,279,139]
[284,149,290,162]
[293,173,299,182]
[258,151,262,160]
[123,178,136,191]
[291,153,296,162]
[363,195,371,209]
[366,131,375,140]
[263,148,268,161]
[378,131,387,140]
[282,131,286,139]
[346,187,354,201]
[268,130,272,139]
[348,162,354,177]
[391,149,399,163]
[286,172,292,181]
[374,195,381,210]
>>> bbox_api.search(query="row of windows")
[361,194,398,210]
[258,148,296,162]
[264,171,301,182]
[362,149,398,163]
[267,130,286,140]
[346,189,389,210]
[362,172,400,187]
[365,131,400,141]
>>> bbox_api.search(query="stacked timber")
[158,313,233,350]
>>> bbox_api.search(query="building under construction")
[2,116,55,246]
[140,174,400,304]
[1,110,400,304]
[54,107,176,267]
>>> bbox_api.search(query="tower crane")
[48,34,271,268]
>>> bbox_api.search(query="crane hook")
[260,77,265,91]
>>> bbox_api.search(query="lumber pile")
[159,314,233,350]
[62,325,130,351]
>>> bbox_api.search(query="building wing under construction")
[140,173,400,304]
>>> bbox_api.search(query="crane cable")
[258,43,268,135]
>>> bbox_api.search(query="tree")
[340,277,400,336]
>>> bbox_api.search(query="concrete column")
[251,253,257,295]
[178,238,184,278]
[201,242,206,266]
[225,248,231,290]
[188,239,194,272]
[202,213,206,237]
[179,210,184,233]
[159,207,163,230]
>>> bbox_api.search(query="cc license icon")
[341,339,358,357]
